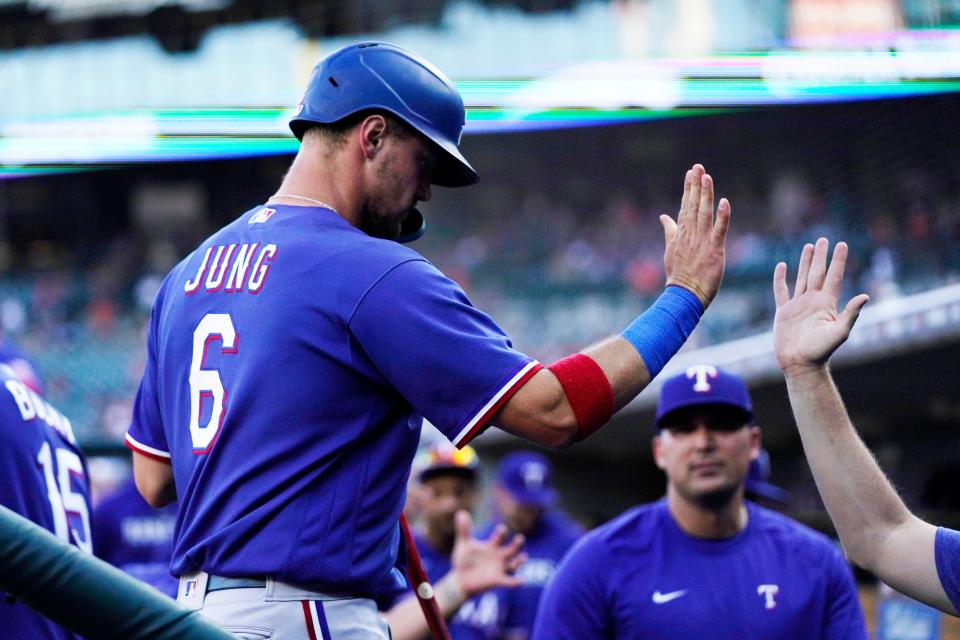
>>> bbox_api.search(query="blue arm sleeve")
[823,546,870,640]
[935,527,960,613]
[531,537,611,640]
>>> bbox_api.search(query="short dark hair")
[301,110,414,147]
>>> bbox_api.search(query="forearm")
[131,453,176,508]
[581,335,651,412]
[383,573,466,640]
[495,287,698,449]
[786,366,954,611]
[785,366,912,565]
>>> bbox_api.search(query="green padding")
[0,506,234,639]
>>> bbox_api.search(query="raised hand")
[660,164,731,307]
[449,510,526,597]
[773,238,870,378]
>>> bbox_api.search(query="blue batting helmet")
[290,42,479,190]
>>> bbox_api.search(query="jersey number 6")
[189,313,238,453]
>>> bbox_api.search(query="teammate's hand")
[660,164,731,307]
[450,510,526,597]
[773,238,870,379]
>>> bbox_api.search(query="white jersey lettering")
[184,247,213,294]
[247,244,278,293]
[184,243,277,295]
[205,244,238,292]
[6,379,36,420]
[4,379,78,444]
[225,243,259,292]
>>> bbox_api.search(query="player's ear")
[358,114,388,160]
[749,426,761,460]
[652,434,666,470]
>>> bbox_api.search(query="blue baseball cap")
[655,364,753,429]
[497,451,557,508]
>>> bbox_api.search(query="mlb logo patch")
[178,571,208,610]
[249,208,276,224]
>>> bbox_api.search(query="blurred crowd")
[418,167,960,362]
[1,163,958,443]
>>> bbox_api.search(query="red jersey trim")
[453,361,543,448]
[124,433,171,463]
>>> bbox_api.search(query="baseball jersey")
[93,477,179,598]
[532,499,868,640]
[476,512,582,640]
[125,204,540,598]
[0,367,91,640]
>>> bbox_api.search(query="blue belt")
[206,575,267,593]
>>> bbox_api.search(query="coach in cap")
[533,364,868,640]
[475,451,582,640]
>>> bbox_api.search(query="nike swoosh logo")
[652,589,688,604]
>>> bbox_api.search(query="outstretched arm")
[773,238,955,614]
[496,164,731,448]
[385,511,526,640]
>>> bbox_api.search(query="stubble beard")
[359,154,409,240]
[677,475,740,511]
[360,202,404,240]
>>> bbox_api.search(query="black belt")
[206,575,267,593]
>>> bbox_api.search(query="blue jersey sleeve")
[349,259,540,446]
[822,545,869,640]
[125,280,170,460]
[935,527,960,612]
[531,536,611,640]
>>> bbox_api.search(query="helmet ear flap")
[397,209,426,244]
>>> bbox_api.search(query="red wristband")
[547,354,614,441]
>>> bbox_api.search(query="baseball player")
[532,365,868,639]
[93,476,179,598]
[772,237,960,615]
[0,362,93,639]
[474,451,582,640]
[384,442,527,640]
[124,41,730,638]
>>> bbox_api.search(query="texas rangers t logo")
[521,461,546,490]
[758,584,779,609]
[686,364,718,392]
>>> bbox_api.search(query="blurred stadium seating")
[3,11,960,634]
[2,93,958,448]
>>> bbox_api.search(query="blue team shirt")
[125,204,539,597]
[934,527,960,611]
[476,511,582,640]
[0,368,91,640]
[532,499,868,640]
[93,477,179,598]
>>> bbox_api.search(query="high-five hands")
[773,238,870,379]
[660,164,731,308]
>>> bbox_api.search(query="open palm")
[773,239,870,377]
[450,511,526,597]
